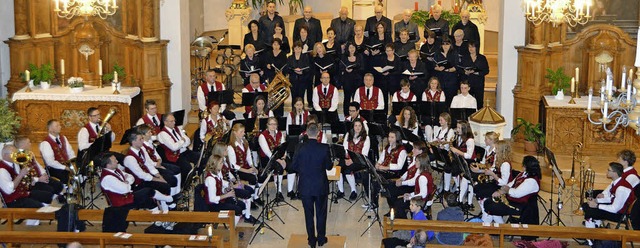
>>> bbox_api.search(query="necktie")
[298,115,302,125]
[366,88,370,99]
[139,150,144,160]
[172,129,179,139]
[324,87,327,95]
[152,116,158,126]
[210,85,214,92]
[95,124,100,133]
[254,89,258,93]
[55,137,61,146]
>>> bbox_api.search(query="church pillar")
[13,0,29,40]
[497,0,526,137]
[160,0,191,111]
[0,1,15,97]
[141,0,159,42]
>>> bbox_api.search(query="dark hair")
[46,119,59,129]
[445,193,459,207]
[346,42,357,55]
[162,113,174,123]
[127,132,141,145]
[306,123,319,137]
[410,197,426,208]
[136,124,151,135]
[293,41,304,49]
[413,140,426,152]
[522,155,541,179]
[460,80,471,88]
[252,95,267,115]
[272,37,283,47]
[307,114,319,124]
[145,99,157,109]
[248,20,259,31]
[292,97,305,116]
[100,153,115,168]
[467,40,478,48]
[441,36,452,45]
[387,129,403,149]
[457,120,474,141]
[87,107,99,116]
[326,27,335,35]
[273,21,284,32]
[618,149,636,167]
[375,21,387,31]
[207,101,220,111]
[348,119,368,143]
[610,162,624,177]
[298,24,309,34]
[416,153,431,174]
[385,43,394,51]
[349,102,361,111]
[425,29,436,39]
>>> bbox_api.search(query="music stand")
[349,150,385,236]
[391,102,418,116]
[330,122,348,136]
[80,133,113,209]
[241,92,269,107]
[420,102,446,126]
[542,147,566,227]
[450,108,477,128]
[328,144,347,211]
[276,117,287,131]
[311,110,339,125]
[207,90,234,106]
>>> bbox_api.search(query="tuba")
[98,107,117,137]
[11,149,37,188]
[266,71,291,111]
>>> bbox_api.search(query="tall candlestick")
[98,60,103,75]
[587,88,593,111]
[571,77,575,93]
[575,67,579,85]
[604,101,608,119]
[622,67,627,90]
[25,70,30,82]
[60,59,65,75]
[114,71,118,83]
[627,84,632,103]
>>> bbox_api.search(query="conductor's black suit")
[291,138,333,247]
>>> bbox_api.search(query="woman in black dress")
[240,44,263,86]
[323,27,341,88]
[340,42,364,115]
[294,26,313,55]
[420,29,440,76]
[269,22,290,55]
[263,38,288,117]
[243,20,265,55]
[287,41,312,108]
[313,42,336,87]
[401,49,428,97]
[459,41,489,108]
[433,37,459,107]
[373,43,402,110]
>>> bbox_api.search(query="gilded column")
[13,0,30,40]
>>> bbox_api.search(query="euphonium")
[98,107,117,136]
[11,149,36,188]
[266,71,291,111]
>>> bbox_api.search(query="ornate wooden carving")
[4,0,169,113]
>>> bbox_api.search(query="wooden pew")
[382,217,636,248]
[0,208,238,248]
[0,230,224,248]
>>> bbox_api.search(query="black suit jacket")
[293,17,323,47]
[291,139,332,196]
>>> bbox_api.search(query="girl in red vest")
[227,123,264,206]
[286,97,309,134]
[394,153,435,218]
[204,155,245,225]
[340,119,370,201]
[258,117,288,200]
[450,120,476,209]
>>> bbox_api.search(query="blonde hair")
[313,42,326,57]
[212,143,228,157]
[494,140,512,169]
[206,155,223,174]
[485,131,500,144]
[244,44,255,53]
[229,123,248,149]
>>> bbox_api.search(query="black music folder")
[238,118,268,134]
[241,92,269,106]
[391,102,419,115]
[359,110,387,124]
[287,124,306,136]
[450,108,477,128]
[207,90,234,105]
[419,101,447,126]
[310,110,339,125]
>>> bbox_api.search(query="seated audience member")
[382,197,429,248]
[436,194,465,245]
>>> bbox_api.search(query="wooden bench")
[0,208,237,248]
[0,230,224,248]
[382,217,639,248]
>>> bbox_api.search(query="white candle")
[575,67,579,85]
[587,88,593,111]
[390,208,395,220]
[60,59,65,75]
[636,26,640,67]
[604,101,608,118]
[25,70,30,82]
[571,77,575,93]
[627,84,632,103]
[114,71,118,83]
[98,60,103,75]
[207,225,212,237]
[622,69,627,90]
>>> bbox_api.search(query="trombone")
[574,164,595,215]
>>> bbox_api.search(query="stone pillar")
[141,0,159,42]
[13,0,29,40]
[161,0,191,111]
[225,6,251,46]
[497,0,526,137]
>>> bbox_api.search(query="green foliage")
[545,67,571,95]
[411,10,461,30]
[248,0,284,10]
[510,117,545,148]
[22,63,56,86]
[102,63,127,83]
[0,98,21,143]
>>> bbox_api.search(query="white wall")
[161,0,191,111]
[190,0,204,37]
[203,0,229,31]
[483,0,500,32]
[0,1,15,98]
[496,0,525,138]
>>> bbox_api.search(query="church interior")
[0,0,639,247]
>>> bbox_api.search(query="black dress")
[313,55,337,87]
[419,40,441,76]
[262,49,288,82]
[372,55,402,107]
[323,41,341,87]
[243,32,266,55]
[240,55,263,86]
[459,53,489,108]
[339,53,364,115]
[267,35,291,55]
[393,41,415,62]
[287,53,312,108]
[433,49,460,107]
[401,60,428,97]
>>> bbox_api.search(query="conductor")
[291,123,333,248]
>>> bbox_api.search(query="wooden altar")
[4,0,171,113]
[11,86,142,144]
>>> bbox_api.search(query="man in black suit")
[291,123,333,248]
[330,6,355,51]
[364,5,392,38]
[451,10,481,49]
[294,6,323,47]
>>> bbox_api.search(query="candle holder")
[61,75,66,87]
[112,82,121,94]
[24,83,32,92]
[99,78,103,88]
[568,96,576,104]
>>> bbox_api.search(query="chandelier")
[586,68,640,135]
[524,0,592,27]
[54,0,118,20]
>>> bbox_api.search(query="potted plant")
[411,9,461,30]
[510,117,545,153]
[68,77,85,93]
[25,63,56,89]
[545,67,571,99]
[103,63,126,91]
[0,98,21,150]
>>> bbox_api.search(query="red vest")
[205,115,225,141]
[100,168,134,207]
[0,161,30,203]
[381,145,405,167]
[316,84,336,109]
[415,171,435,201]
[259,130,282,158]
[159,127,182,163]
[44,135,70,164]
[244,84,267,113]
[622,167,638,183]
[395,91,415,102]
[141,114,163,135]
[233,143,251,169]
[221,158,233,181]
[28,158,43,177]
[425,90,443,102]
[124,149,150,186]
[84,123,99,143]
[289,111,309,125]
[358,87,380,110]
[506,173,540,204]
[609,178,636,214]
[346,136,366,159]
[204,172,224,204]
[142,143,159,163]
[455,137,476,160]
[406,159,419,180]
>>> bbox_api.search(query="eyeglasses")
[349,110,357,112]
[90,114,100,117]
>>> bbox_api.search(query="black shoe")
[383,212,391,217]
[317,239,328,247]
[250,202,259,210]
[336,191,345,199]
[172,193,184,203]
[296,192,301,199]
[57,195,67,204]
[244,215,261,225]
[288,191,297,200]
[349,191,357,201]
[275,192,284,201]
[254,198,264,206]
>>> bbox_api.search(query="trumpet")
[11,149,37,188]
[98,107,117,137]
